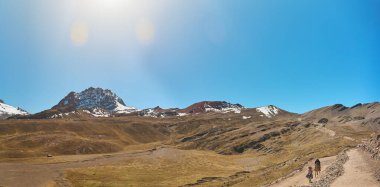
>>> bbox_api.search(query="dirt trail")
[0,148,157,187]
[270,156,337,187]
[331,149,379,187]
[270,149,380,187]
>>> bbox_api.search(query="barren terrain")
[0,103,379,186]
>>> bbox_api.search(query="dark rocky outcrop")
[332,104,348,111]
[351,103,362,109]
[233,131,281,153]
[318,118,329,124]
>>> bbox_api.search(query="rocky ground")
[359,132,380,181]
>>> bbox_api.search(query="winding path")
[331,149,379,187]
[270,149,380,187]
[270,156,336,187]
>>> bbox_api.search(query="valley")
[0,88,379,187]
[1,0,378,186]
[0,106,378,186]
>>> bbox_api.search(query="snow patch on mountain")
[138,107,179,118]
[114,102,137,114]
[205,105,242,114]
[256,105,279,118]
[50,111,77,119]
[138,102,243,118]
[0,101,28,119]
[242,116,252,120]
[89,108,111,117]
[139,108,158,118]
[182,101,243,114]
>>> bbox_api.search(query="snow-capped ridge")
[137,101,243,118]
[138,106,179,118]
[0,100,28,119]
[179,101,244,114]
[256,105,280,118]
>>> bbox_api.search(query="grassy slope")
[66,149,248,187]
[0,118,171,159]
[65,123,372,187]
[0,112,375,187]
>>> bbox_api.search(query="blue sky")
[0,0,379,114]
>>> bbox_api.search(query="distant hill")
[302,102,380,130]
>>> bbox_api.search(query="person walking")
[315,158,321,177]
[306,166,313,183]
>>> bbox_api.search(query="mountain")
[137,106,180,118]
[52,87,136,113]
[13,86,378,122]
[178,101,243,114]
[26,87,137,119]
[255,105,280,118]
[135,101,244,118]
[237,105,296,120]
[302,102,380,130]
[136,102,293,119]
[136,102,291,119]
[0,100,28,119]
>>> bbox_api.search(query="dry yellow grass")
[66,148,250,187]
[65,123,368,187]
[0,118,171,160]
[0,113,375,187]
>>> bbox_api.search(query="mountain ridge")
[2,87,379,121]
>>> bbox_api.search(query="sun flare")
[70,21,89,46]
[93,0,130,11]
[136,18,155,44]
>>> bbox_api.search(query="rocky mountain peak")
[52,87,136,114]
[256,105,280,118]
[153,106,163,110]
[331,104,348,111]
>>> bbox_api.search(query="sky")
[0,0,379,114]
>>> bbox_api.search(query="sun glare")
[136,18,155,45]
[70,1,156,46]
[93,0,129,11]
[70,21,89,46]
